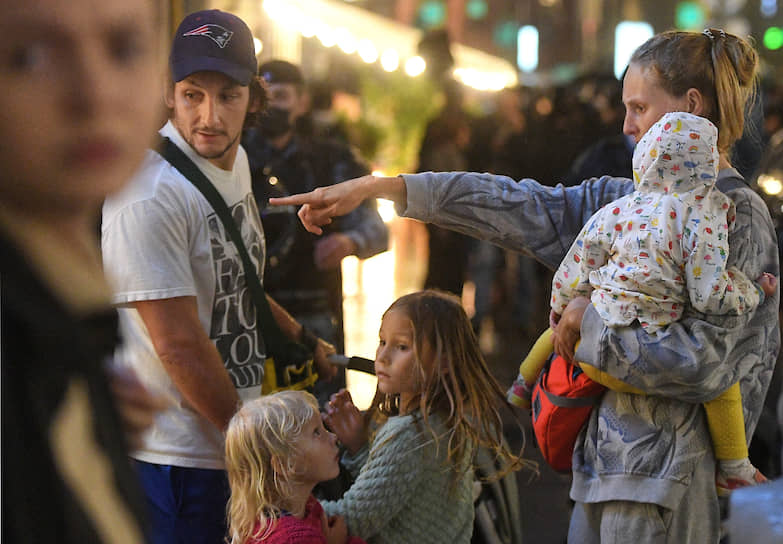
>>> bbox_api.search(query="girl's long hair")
[374,289,528,485]
[225,391,319,544]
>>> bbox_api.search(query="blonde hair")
[375,290,526,485]
[225,391,320,544]
[629,29,759,154]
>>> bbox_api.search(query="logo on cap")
[183,24,234,48]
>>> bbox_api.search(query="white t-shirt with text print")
[102,120,266,469]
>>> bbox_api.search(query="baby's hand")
[757,272,777,297]
[549,310,561,331]
[323,389,367,455]
[321,511,349,544]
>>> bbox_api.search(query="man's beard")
[187,129,240,161]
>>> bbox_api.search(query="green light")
[466,0,488,20]
[763,26,783,50]
[419,1,446,28]
[675,2,705,30]
[493,21,519,48]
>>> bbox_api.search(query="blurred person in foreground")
[271,29,779,543]
[0,0,166,542]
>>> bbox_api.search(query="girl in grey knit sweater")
[321,290,527,544]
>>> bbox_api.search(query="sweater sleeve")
[401,172,634,270]
[320,416,433,540]
[340,443,369,479]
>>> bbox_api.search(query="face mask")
[259,106,292,139]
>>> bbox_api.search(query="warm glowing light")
[759,173,783,196]
[358,39,379,63]
[380,49,400,72]
[342,249,398,410]
[316,23,336,47]
[299,17,318,38]
[253,37,263,55]
[335,27,357,54]
[453,68,512,91]
[263,0,302,28]
[262,0,283,18]
[376,198,397,223]
[404,55,426,76]
[264,0,517,93]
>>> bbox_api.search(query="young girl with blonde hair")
[321,289,526,544]
[225,390,365,544]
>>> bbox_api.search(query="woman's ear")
[685,88,706,116]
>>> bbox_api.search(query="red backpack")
[531,354,606,472]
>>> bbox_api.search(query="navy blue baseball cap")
[170,10,257,86]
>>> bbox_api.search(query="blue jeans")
[135,460,229,544]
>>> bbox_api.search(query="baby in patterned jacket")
[510,111,775,494]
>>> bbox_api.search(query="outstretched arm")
[273,172,634,272]
[269,175,405,235]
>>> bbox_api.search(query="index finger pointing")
[268,192,314,207]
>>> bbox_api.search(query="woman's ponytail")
[630,29,759,154]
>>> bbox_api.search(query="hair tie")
[702,28,727,41]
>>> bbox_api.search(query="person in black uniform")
[242,60,388,397]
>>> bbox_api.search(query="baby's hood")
[632,111,719,196]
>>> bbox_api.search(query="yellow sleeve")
[703,382,748,460]
[518,328,555,383]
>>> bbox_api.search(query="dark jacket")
[242,131,387,319]
[1,233,147,543]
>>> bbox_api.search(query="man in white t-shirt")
[101,10,336,544]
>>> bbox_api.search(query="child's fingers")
[320,510,329,532]
[327,389,354,414]
[329,388,349,404]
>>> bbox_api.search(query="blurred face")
[267,82,307,123]
[167,71,253,170]
[294,413,340,486]
[259,81,306,143]
[375,309,421,412]
[0,0,162,218]
[622,63,691,143]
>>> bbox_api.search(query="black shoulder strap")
[157,137,288,358]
